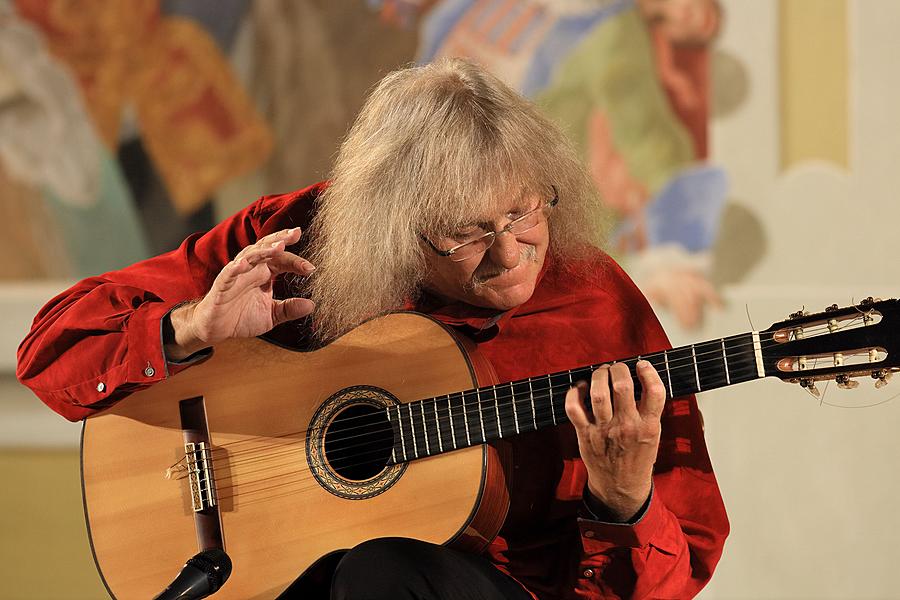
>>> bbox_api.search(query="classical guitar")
[81,298,900,599]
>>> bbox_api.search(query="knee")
[331,538,428,600]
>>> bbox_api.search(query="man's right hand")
[164,227,317,361]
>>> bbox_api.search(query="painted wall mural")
[1,0,746,331]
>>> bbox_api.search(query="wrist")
[586,478,652,522]
[164,302,209,361]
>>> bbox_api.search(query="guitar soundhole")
[324,404,393,481]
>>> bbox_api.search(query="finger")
[589,365,612,424]
[273,297,315,325]
[257,227,303,247]
[226,262,274,296]
[636,360,666,420]
[608,362,639,420]
[235,243,284,266]
[212,257,255,293]
[564,381,591,429]
[234,228,302,261]
[265,251,316,276]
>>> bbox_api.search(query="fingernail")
[637,360,650,369]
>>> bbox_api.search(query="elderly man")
[17,59,727,599]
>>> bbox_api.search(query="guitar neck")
[386,331,766,464]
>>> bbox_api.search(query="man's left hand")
[564,361,666,521]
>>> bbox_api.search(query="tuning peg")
[789,308,809,319]
[825,303,840,312]
[835,374,859,390]
[872,369,893,389]
[799,378,821,398]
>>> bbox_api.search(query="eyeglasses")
[422,186,558,262]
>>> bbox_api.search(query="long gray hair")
[305,58,608,341]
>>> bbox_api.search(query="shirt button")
[144,365,156,377]
[582,569,595,578]
[584,530,595,538]
[96,382,106,393]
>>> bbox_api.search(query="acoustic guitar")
[80,297,900,598]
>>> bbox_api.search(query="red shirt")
[17,182,728,599]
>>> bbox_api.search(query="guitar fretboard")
[386,332,765,464]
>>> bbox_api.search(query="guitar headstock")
[761,297,900,396]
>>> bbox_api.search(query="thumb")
[272,297,315,325]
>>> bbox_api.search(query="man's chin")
[471,280,536,311]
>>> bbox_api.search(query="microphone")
[153,548,233,599]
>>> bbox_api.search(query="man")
[17,58,727,599]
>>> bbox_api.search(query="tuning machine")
[789,307,809,320]
[835,374,859,390]
[872,369,893,389]
[799,378,821,397]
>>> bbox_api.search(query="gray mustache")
[468,245,538,289]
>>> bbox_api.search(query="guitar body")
[81,312,509,599]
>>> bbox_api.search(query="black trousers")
[279,537,534,600]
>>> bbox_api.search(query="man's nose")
[488,230,521,269]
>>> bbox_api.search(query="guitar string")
[179,345,874,486]
[174,314,876,471]
[191,350,767,475]
[202,352,884,499]
[208,371,893,506]
[224,315,874,453]
[204,381,701,501]
[174,323,880,485]
[198,359,837,501]
[171,311,878,486]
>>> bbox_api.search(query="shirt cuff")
[582,484,652,524]
[577,484,671,552]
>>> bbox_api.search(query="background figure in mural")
[9,0,272,260]
[406,0,727,329]
[0,5,149,279]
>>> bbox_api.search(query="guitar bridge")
[185,441,217,512]
[178,396,224,551]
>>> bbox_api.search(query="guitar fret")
[433,401,442,453]
[447,395,457,450]
[723,333,763,385]
[494,387,503,438]
[664,350,673,397]
[420,402,430,455]
[548,374,557,424]
[696,339,728,391]
[528,379,537,429]
[721,339,730,385]
[667,346,700,396]
[463,392,472,446]
[511,384,520,435]
[407,403,419,459]
[396,405,407,462]
[478,390,487,442]
[691,344,701,391]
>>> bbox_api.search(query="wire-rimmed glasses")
[422,186,558,262]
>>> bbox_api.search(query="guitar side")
[81,312,508,599]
